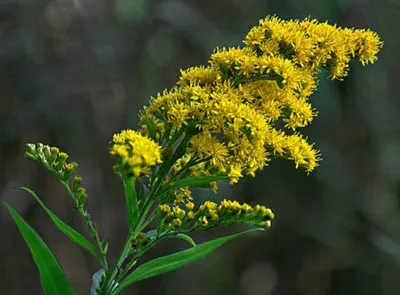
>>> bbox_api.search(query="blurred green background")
[0,0,399,294]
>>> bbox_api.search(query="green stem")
[116,231,174,283]
[101,237,131,295]
[102,125,198,294]
[61,180,108,270]
[139,209,157,232]
[116,259,138,282]
[102,198,155,295]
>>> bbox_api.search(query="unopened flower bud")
[26,143,36,154]
[36,143,44,154]
[50,147,60,163]
[75,187,87,207]
[25,151,38,161]
[55,152,68,171]
[62,162,78,180]
[73,176,83,192]
[129,237,137,248]
[43,145,51,159]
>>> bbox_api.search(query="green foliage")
[142,115,157,142]
[19,186,99,260]
[112,229,263,294]
[123,177,139,229]
[4,202,76,295]
[174,233,197,247]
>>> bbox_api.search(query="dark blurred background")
[1,0,399,294]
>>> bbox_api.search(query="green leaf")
[19,187,99,260]
[4,202,77,295]
[124,177,139,229]
[164,175,229,193]
[174,234,196,247]
[145,231,195,246]
[112,229,263,294]
[143,115,157,141]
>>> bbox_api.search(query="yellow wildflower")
[199,216,208,227]
[173,205,186,219]
[173,218,182,227]
[139,16,382,184]
[185,202,195,211]
[110,129,162,177]
[159,204,171,214]
[187,211,195,220]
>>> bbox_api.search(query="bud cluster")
[25,143,87,208]
[158,197,274,232]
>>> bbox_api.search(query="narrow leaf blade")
[143,115,157,141]
[19,187,98,260]
[4,202,77,295]
[124,177,139,229]
[175,234,196,247]
[112,229,263,294]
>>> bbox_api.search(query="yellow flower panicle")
[111,129,162,177]
[158,186,274,231]
[141,16,381,183]
[243,16,383,78]
[158,198,275,231]
[25,17,382,251]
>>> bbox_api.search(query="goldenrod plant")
[5,16,382,295]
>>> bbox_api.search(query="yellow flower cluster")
[243,16,383,78]
[158,195,275,231]
[141,17,381,183]
[111,129,163,177]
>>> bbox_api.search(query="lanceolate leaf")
[112,229,263,294]
[146,231,196,246]
[4,202,77,295]
[143,115,157,141]
[124,177,139,229]
[19,187,98,260]
[174,234,196,247]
